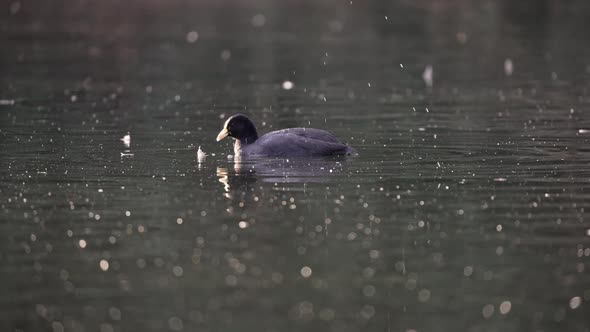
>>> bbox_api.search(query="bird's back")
[243,128,354,157]
[267,128,342,143]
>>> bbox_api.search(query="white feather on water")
[504,58,514,76]
[423,65,433,87]
[121,133,131,147]
[197,146,207,163]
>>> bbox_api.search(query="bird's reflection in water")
[216,156,351,194]
[215,167,232,197]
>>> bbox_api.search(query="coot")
[216,114,356,157]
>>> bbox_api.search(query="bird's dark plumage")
[216,114,356,157]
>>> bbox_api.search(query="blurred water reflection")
[1,0,590,332]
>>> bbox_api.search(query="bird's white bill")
[216,128,229,141]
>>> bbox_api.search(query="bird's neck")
[233,135,257,155]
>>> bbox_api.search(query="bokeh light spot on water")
[418,289,431,302]
[225,275,238,286]
[172,266,184,277]
[300,266,312,278]
[220,49,231,61]
[569,296,582,309]
[100,323,114,332]
[168,316,184,331]
[108,307,122,320]
[51,321,64,332]
[360,305,375,319]
[499,301,512,314]
[99,260,109,272]
[482,304,495,318]
[186,31,199,43]
[251,14,266,27]
[362,285,376,297]
[369,249,380,259]
[463,266,474,277]
[319,308,335,321]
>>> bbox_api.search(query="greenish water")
[1,1,590,331]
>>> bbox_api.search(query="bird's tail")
[345,146,358,156]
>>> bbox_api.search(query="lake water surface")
[1,1,590,331]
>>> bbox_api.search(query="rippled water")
[2,1,590,331]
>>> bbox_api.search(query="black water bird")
[216,114,356,157]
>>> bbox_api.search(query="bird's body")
[216,114,356,157]
[237,127,353,157]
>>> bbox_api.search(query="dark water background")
[1,1,590,331]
